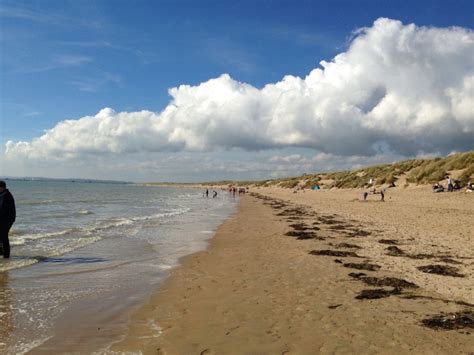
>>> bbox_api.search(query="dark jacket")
[0,189,16,225]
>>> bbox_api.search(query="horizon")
[1,0,473,182]
[2,150,471,184]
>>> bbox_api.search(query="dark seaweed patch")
[328,304,342,309]
[343,262,381,271]
[422,311,474,330]
[356,288,401,300]
[438,257,463,265]
[359,276,418,289]
[334,259,343,264]
[386,246,405,256]
[309,250,360,257]
[329,224,349,230]
[346,229,371,237]
[335,243,362,249]
[417,265,465,277]
[277,208,310,217]
[285,231,320,240]
[289,223,308,230]
[348,272,367,278]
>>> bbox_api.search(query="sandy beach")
[112,186,473,354]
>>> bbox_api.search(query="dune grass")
[203,151,474,189]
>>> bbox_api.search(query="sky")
[0,0,473,182]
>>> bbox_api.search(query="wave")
[0,236,102,272]
[10,206,190,246]
[10,228,82,246]
[131,207,190,222]
[9,228,24,237]
[75,210,93,216]
[4,206,191,270]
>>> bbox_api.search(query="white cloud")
[5,18,474,164]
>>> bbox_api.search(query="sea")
[0,180,237,353]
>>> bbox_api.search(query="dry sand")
[113,187,473,354]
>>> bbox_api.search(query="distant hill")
[206,151,474,189]
[1,176,130,185]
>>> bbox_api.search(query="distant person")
[380,188,385,202]
[363,192,369,201]
[213,191,217,198]
[0,181,16,258]
[447,177,453,192]
[206,189,209,198]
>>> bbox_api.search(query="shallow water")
[0,181,236,353]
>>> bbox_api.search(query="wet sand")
[113,187,473,354]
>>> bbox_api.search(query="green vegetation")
[202,151,474,189]
[171,151,473,189]
[406,151,474,185]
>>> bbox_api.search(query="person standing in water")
[0,181,16,258]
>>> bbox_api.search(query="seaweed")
[356,288,401,300]
[285,231,320,240]
[348,272,367,278]
[417,264,465,277]
[335,243,362,249]
[289,223,309,230]
[422,311,474,330]
[343,262,381,271]
[438,257,462,265]
[309,250,360,257]
[359,276,418,289]
[346,229,371,238]
[386,246,405,256]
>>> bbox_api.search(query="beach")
[113,186,473,354]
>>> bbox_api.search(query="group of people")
[363,187,386,202]
[204,186,249,199]
[0,181,16,259]
[363,178,386,202]
[433,177,464,193]
[204,189,218,198]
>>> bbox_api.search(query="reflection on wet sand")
[0,272,13,352]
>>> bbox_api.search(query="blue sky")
[1,0,473,181]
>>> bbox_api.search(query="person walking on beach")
[0,181,16,259]
[206,189,209,198]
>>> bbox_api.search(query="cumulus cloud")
[5,18,474,163]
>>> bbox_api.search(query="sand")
[113,186,474,354]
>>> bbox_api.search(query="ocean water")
[0,180,237,353]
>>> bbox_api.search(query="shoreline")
[112,187,473,354]
[8,186,237,354]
